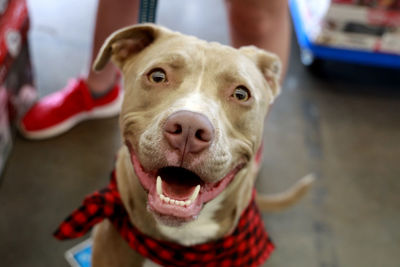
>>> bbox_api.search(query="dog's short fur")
[90,24,313,267]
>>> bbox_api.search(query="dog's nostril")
[195,130,203,140]
[195,129,211,142]
[165,122,182,135]
[172,124,182,134]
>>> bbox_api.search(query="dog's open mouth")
[128,145,244,223]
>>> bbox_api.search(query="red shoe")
[19,78,122,139]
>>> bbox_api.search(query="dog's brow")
[218,71,248,86]
[160,53,188,69]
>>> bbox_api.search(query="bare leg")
[225,0,291,80]
[88,0,140,93]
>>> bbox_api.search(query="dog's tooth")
[164,196,170,203]
[189,185,201,202]
[159,194,168,203]
[170,199,176,205]
[156,176,162,195]
[184,200,191,206]
[177,201,185,206]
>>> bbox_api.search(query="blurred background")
[0,0,399,266]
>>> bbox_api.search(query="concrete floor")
[1,0,400,266]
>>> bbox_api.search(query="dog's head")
[94,24,281,225]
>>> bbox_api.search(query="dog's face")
[94,24,281,226]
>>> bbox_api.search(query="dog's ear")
[239,46,282,101]
[93,23,165,71]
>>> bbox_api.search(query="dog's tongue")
[158,167,201,200]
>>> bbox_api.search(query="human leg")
[225,0,291,80]
[88,0,140,94]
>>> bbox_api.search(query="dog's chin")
[151,211,194,227]
[127,145,244,225]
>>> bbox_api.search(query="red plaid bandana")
[54,171,274,267]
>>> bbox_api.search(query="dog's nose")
[163,111,214,154]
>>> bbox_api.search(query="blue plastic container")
[289,0,400,69]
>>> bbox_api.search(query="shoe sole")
[20,91,123,140]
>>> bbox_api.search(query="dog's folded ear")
[93,23,166,71]
[239,46,282,102]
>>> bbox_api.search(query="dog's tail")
[256,174,315,212]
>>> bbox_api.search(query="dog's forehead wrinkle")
[218,69,248,85]
[142,51,191,71]
[158,34,206,54]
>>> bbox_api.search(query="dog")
[55,24,313,267]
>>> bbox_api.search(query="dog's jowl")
[54,24,313,267]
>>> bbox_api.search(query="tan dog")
[89,24,313,267]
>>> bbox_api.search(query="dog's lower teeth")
[159,194,193,207]
[159,193,193,206]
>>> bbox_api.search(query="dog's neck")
[115,146,254,246]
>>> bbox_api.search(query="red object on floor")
[0,0,31,175]
[20,79,122,139]
[0,0,29,84]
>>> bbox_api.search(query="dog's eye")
[148,69,167,83]
[232,86,250,101]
